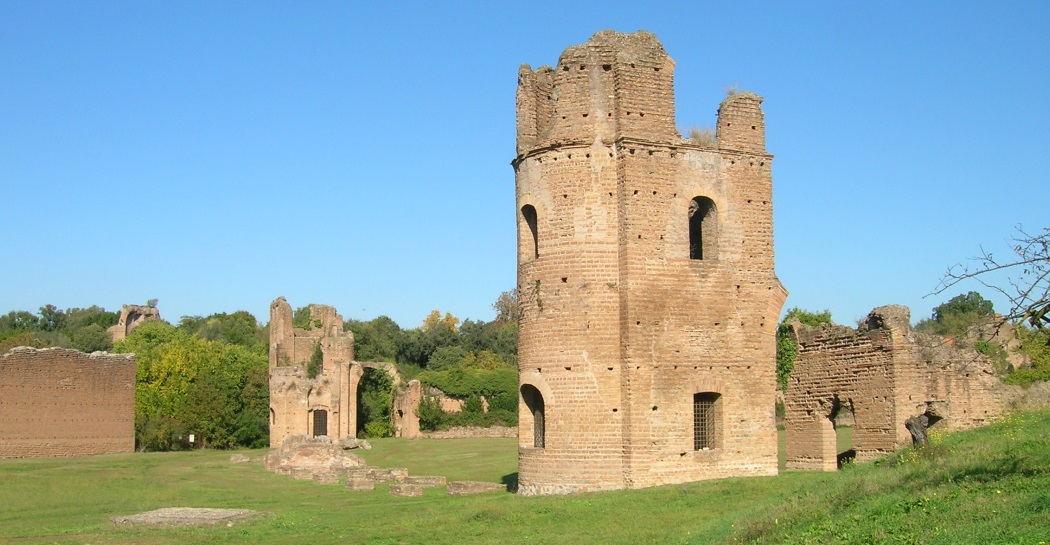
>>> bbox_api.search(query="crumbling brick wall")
[107,304,161,342]
[268,297,362,447]
[783,305,1008,471]
[0,347,135,458]
[514,30,786,495]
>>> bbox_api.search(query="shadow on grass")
[501,472,518,493]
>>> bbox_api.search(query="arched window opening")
[693,392,721,450]
[521,384,545,448]
[689,197,717,260]
[521,204,539,259]
[829,394,856,468]
[312,409,328,437]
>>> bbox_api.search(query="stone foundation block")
[389,484,423,497]
[346,477,375,491]
[369,467,408,483]
[404,475,446,487]
[313,472,340,485]
[447,481,507,495]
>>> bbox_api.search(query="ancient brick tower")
[513,30,787,495]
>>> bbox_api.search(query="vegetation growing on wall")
[306,342,323,379]
[1004,326,1050,386]
[776,308,832,391]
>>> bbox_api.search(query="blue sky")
[2,1,1047,329]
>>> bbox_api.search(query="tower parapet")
[516,30,677,156]
[716,91,766,153]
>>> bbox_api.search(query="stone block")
[346,477,375,491]
[313,472,340,485]
[389,484,423,497]
[447,481,507,495]
[369,467,408,483]
[404,475,446,487]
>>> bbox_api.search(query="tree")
[916,291,996,337]
[357,367,394,437]
[492,290,520,324]
[934,225,1050,333]
[782,307,833,328]
[0,311,39,336]
[70,324,112,353]
[292,305,313,330]
[932,291,995,322]
[64,306,118,331]
[179,311,264,350]
[113,319,268,451]
[421,310,460,333]
[345,316,400,362]
[38,304,66,332]
[427,345,470,370]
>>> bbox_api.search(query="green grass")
[1,413,1047,544]
[361,436,517,484]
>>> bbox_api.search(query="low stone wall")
[421,426,516,439]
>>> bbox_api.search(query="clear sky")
[2,1,1047,329]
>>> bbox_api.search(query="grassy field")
[1,412,1047,544]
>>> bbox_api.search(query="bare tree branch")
[933,226,1050,331]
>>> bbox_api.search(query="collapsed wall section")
[784,305,1009,471]
[0,347,135,458]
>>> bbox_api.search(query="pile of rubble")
[262,435,506,496]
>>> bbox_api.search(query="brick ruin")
[268,297,363,447]
[514,31,787,495]
[268,296,512,446]
[783,305,1009,470]
[107,304,161,342]
[0,347,135,458]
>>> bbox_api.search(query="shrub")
[686,127,716,147]
[417,395,444,431]
[363,420,392,438]
[463,394,484,414]
[306,342,322,378]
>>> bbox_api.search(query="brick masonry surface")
[514,30,787,495]
[0,347,135,458]
[268,297,362,447]
[783,305,1008,471]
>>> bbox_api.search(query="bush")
[1004,327,1050,386]
[417,395,444,431]
[463,394,484,414]
[363,420,392,438]
[307,342,323,378]
[416,367,517,398]
[357,367,394,435]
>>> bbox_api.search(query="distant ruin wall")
[784,305,1008,471]
[0,347,135,458]
[108,304,161,342]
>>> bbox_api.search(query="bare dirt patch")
[111,507,261,527]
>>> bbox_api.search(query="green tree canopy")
[114,320,268,450]
[917,291,996,336]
